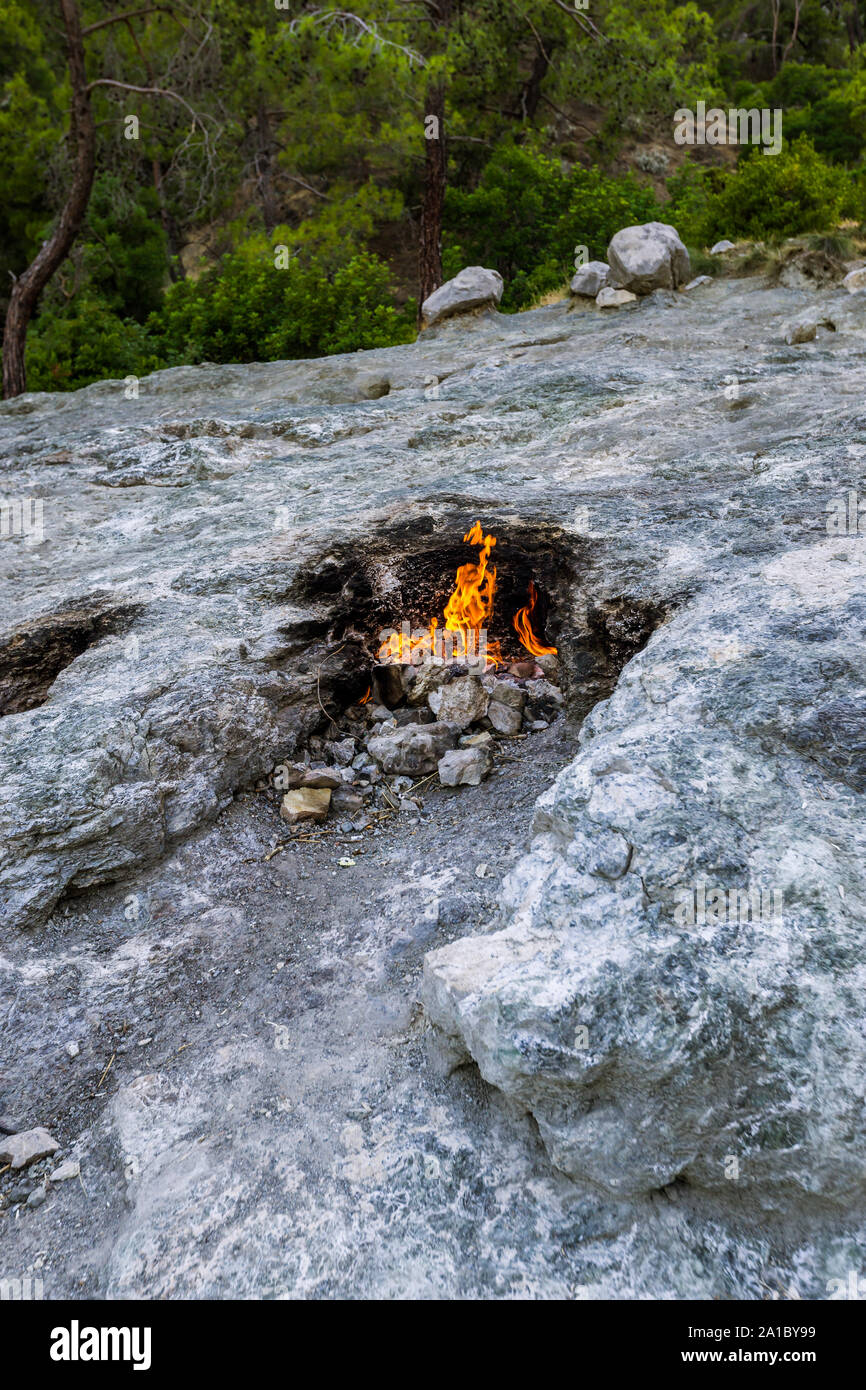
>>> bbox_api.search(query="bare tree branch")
[289,9,426,65]
[82,5,184,36]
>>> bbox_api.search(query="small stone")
[783,318,817,345]
[392,706,434,727]
[51,1159,80,1182]
[710,239,735,254]
[528,719,549,731]
[367,703,392,722]
[508,660,535,679]
[428,675,489,728]
[536,653,560,681]
[526,678,565,707]
[330,738,356,767]
[570,261,610,297]
[301,768,342,789]
[26,1187,47,1209]
[65,1041,80,1059]
[407,663,450,707]
[491,680,527,710]
[843,266,866,294]
[459,730,493,748]
[596,287,638,308]
[438,746,493,787]
[684,275,713,290]
[0,1128,59,1171]
[280,788,331,823]
[367,722,458,776]
[331,785,365,815]
[0,1115,21,1135]
[487,700,523,735]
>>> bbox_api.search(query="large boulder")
[607,221,690,294]
[421,266,503,328]
[423,561,866,1209]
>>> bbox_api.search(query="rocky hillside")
[1,255,865,1297]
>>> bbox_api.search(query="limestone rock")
[842,266,866,293]
[596,287,637,308]
[428,674,489,727]
[784,318,817,345]
[280,788,331,823]
[367,722,458,776]
[710,239,735,255]
[607,222,690,294]
[491,680,526,710]
[486,700,523,735]
[0,1128,59,1170]
[437,746,493,787]
[421,267,503,329]
[570,262,610,298]
[51,1159,80,1182]
[407,663,450,707]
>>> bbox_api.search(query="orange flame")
[443,521,501,664]
[377,520,502,667]
[358,684,371,705]
[513,580,557,656]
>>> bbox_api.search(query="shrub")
[150,242,415,364]
[25,296,167,392]
[667,138,850,246]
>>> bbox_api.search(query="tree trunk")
[418,78,446,319]
[2,0,95,398]
[519,38,555,122]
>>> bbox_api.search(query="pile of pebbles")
[267,651,564,833]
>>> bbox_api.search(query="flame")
[377,520,502,667]
[513,580,557,656]
[358,684,371,705]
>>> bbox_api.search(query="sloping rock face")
[2,274,865,1297]
[607,221,691,293]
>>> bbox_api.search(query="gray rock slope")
[1,275,865,1294]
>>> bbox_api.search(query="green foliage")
[0,1,63,286]
[81,175,169,321]
[25,296,167,393]
[444,144,661,310]
[667,138,852,245]
[151,238,415,363]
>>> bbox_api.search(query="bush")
[25,235,416,392]
[25,296,167,392]
[150,242,415,364]
[667,138,851,245]
[444,144,661,310]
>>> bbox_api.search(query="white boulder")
[607,221,690,294]
[421,267,504,328]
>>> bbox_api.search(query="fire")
[513,580,557,656]
[376,521,554,667]
[378,520,502,667]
